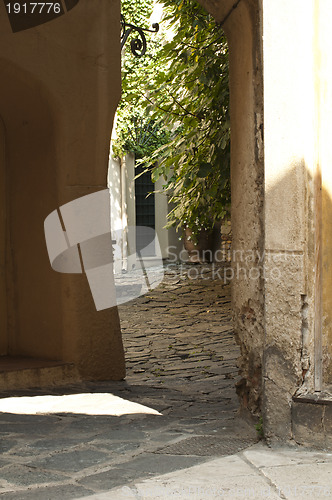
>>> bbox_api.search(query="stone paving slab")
[1,485,94,500]
[75,443,332,500]
[0,263,259,498]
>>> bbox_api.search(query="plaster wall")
[108,152,137,271]
[205,0,326,442]
[226,0,264,414]
[0,0,125,380]
[198,0,331,444]
[317,0,332,386]
[155,176,170,260]
[262,0,322,441]
[123,153,137,270]
[109,154,123,273]
[198,0,265,414]
[0,117,6,355]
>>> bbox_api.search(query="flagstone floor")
[120,262,240,389]
[0,263,258,499]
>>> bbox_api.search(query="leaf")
[197,162,212,178]
[117,0,231,240]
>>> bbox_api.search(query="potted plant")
[164,161,231,262]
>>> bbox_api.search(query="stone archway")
[197,0,265,415]
[0,0,126,387]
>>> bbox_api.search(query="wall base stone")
[292,395,332,449]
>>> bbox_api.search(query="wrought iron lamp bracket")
[121,14,159,57]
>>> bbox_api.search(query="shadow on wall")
[322,181,332,386]
[234,160,332,440]
[0,59,63,360]
[263,161,332,438]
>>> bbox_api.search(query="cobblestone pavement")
[121,263,239,385]
[0,264,258,499]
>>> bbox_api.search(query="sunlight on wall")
[318,0,332,201]
[263,0,315,192]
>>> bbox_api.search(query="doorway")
[135,163,156,257]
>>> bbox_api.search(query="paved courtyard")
[121,262,240,390]
[0,263,258,499]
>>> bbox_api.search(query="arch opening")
[0,59,63,367]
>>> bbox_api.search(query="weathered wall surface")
[199,0,331,445]
[318,0,332,387]
[198,0,265,414]
[226,0,264,415]
[0,0,125,380]
[262,0,323,442]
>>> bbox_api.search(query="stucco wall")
[318,0,332,387]
[0,117,6,355]
[198,0,265,414]
[198,0,331,445]
[262,0,313,440]
[0,0,125,380]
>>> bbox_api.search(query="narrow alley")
[119,262,245,423]
[0,263,258,498]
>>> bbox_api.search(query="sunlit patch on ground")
[0,393,162,416]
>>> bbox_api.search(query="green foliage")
[116,0,230,238]
[142,0,230,237]
[121,0,153,27]
[255,416,264,439]
[114,0,170,159]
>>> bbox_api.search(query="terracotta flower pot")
[183,227,214,263]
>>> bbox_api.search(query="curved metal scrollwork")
[121,14,159,57]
